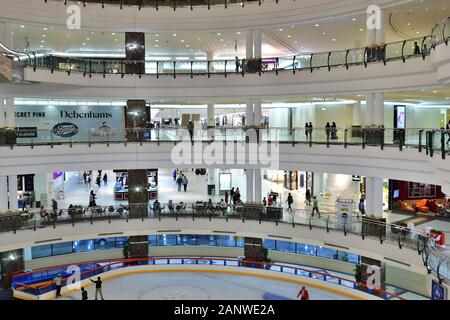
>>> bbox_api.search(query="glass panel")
[196,235,217,246]
[329,51,347,67]
[216,235,236,247]
[235,236,244,247]
[296,243,316,255]
[178,234,197,246]
[316,246,338,259]
[149,235,157,246]
[263,239,276,250]
[93,238,116,251]
[157,234,178,246]
[338,251,360,264]
[73,240,94,253]
[31,245,52,259]
[276,240,296,253]
[115,237,129,248]
[52,242,74,255]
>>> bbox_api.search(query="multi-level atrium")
[1,0,450,310]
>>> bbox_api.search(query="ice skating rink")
[60,272,356,300]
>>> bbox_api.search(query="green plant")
[122,241,130,260]
[262,248,271,263]
[354,264,362,285]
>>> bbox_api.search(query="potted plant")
[263,248,272,270]
[354,264,362,288]
[122,241,130,265]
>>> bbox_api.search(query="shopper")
[331,122,337,139]
[176,176,183,192]
[305,122,309,139]
[173,169,177,181]
[297,286,310,300]
[188,120,194,143]
[230,187,235,200]
[81,287,88,300]
[262,197,267,206]
[325,122,331,140]
[446,120,450,145]
[311,196,321,218]
[422,44,429,56]
[96,175,101,188]
[87,176,92,188]
[83,172,87,185]
[103,173,108,186]
[305,189,311,206]
[90,276,104,300]
[235,56,240,74]
[54,274,63,298]
[358,198,366,219]
[40,205,49,220]
[89,190,97,207]
[224,191,229,204]
[287,193,294,211]
[308,122,313,137]
[182,175,189,192]
[51,199,58,218]
[414,41,421,55]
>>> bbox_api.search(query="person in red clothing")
[297,286,309,300]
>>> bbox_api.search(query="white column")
[253,29,262,58]
[207,168,216,196]
[365,93,375,126]
[0,97,5,127]
[0,176,8,212]
[352,101,362,126]
[246,98,253,126]
[207,103,215,128]
[246,169,254,202]
[0,22,14,49]
[374,92,384,126]
[253,98,262,127]
[207,51,214,72]
[5,97,15,127]
[254,169,262,203]
[406,106,415,129]
[365,177,384,218]
[246,30,254,59]
[375,9,385,46]
[8,175,18,211]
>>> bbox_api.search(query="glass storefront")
[29,234,360,265]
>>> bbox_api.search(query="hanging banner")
[15,104,125,143]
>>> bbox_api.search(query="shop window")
[337,252,360,264]
[157,234,177,246]
[276,241,296,253]
[115,237,129,248]
[149,235,157,246]
[31,245,52,259]
[216,236,236,247]
[263,239,276,250]
[296,243,316,256]
[94,238,116,251]
[235,237,244,247]
[178,234,197,246]
[197,235,217,246]
[52,242,74,255]
[316,247,338,259]
[73,240,94,253]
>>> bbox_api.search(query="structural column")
[253,98,261,127]
[253,29,262,59]
[365,177,384,218]
[352,101,362,126]
[373,92,384,126]
[246,30,254,59]
[207,51,214,72]
[125,32,145,74]
[0,176,7,212]
[245,98,253,126]
[364,93,375,126]
[254,169,262,203]
[8,175,18,211]
[246,169,254,203]
[0,97,5,127]
[207,103,215,129]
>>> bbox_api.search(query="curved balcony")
[0,203,445,284]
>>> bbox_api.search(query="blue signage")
[431,280,447,300]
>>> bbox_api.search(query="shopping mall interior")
[0,0,450,305]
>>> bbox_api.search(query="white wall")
[268,108,289,128]
[313,173,361,206]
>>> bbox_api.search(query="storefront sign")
[16,127,38,138]
[431,280,447,300]
[15,105,125,142]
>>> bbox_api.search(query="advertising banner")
[15,105,125,143]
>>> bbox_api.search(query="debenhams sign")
[16,110,113,119]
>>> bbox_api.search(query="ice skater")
[297,286,309,300]
[90,276,104,300]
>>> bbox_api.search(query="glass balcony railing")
[10,17,447,78]
[0,127,448,160]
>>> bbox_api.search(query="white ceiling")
[6,0,450,58]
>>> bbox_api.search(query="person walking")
[89,190,97,207]
[54,274,63,298]
[83,172,87,185]
[96,175,101,188]
[311,196,321,218]
[358,198,366,219]
[188,120,194,143]
[305,189,311,206]
[173,169,177,181]
[297,286,310,300]
[287,193,294,211]
[224,191,229,204]
[51,199,58,219]
[325,122,331,140]
[235,56,240,74]
[414,41,421,55]
[81,287,88,301]
[446,120,450,145]
[331,122,337,139]
[90,276,104,300]
[103,173,108,187]
[262,197,267,206]
[182,175,189,192]
[87,175,92,188]
[176,176,183,192]
[308,122,313,138]
[230,187,235,200]
[305,122,309,140]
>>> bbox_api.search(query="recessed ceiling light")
[155,34,159,37]
[290,25,294,28]
[20,25,25,28]
[352,18,357,21]
[40,45,44,48]
[294,41,298,44]
[41,40,45,43]
[287,35,291,38]
[279,28,284,31]
[42,34,46,37]
[217,33,221,36]
[220,39,224,41]
[433,90,438,93]
[322,32,327,35]
[190,49,194,51]
[332,38,337,41]
[236,32,241,35]
[186,45,190,47]
[407,23,411,26]
[154,44,159,47]
[112,32,116,35]
[315,24,320,27]
[85,37,90,40]
[180,39,185,42]
[173,33,177,37]
[155,39,159,42]
[359,28,364,31]
[114,39,118,41]
[43,27,48,31]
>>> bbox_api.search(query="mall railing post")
[173,61,176,79]
[326,216,329,233]
[32,52,37,71]
[156,61,159,79]
[292,56,296,74]
[207,61,211,78]
[190,60,193,79]
[50,55,54,73]
[398,233,402,250]
[362,129,366,149]
[425,131,430,155]
[327,52,331,71]
[381,127,385,150]
[401,40,407,63]
[326,131,330,148]
[418,129,423,152]
[309,217,312,230]
[345,49,349,69]
[344,129,348,148]
[430,131,435,158]
[309,54,314,73]
[441,130,446,160]
[275,57,279,75]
